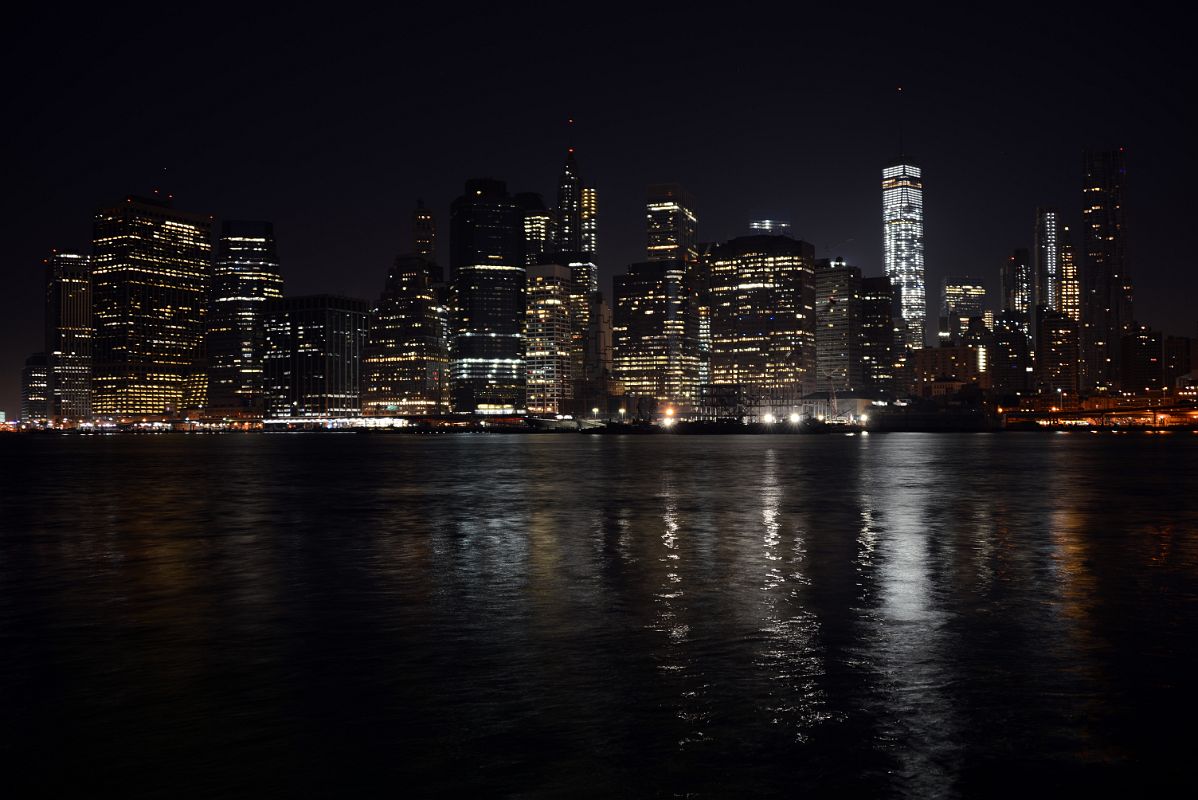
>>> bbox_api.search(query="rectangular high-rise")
[815,258,863,392]
[20,353,49,424]
[44,252,92,424]
[525,264,574,414]
[940,276,986,345]
[1082,149,1132,392]
[91,195,211,418]
[206,221,284,420]
[882,162,926,349]
[613,259,699,406]
[1033,208,1060,311]
[646,184,698,263]
[449,179,527,413]
[861,276,896,394]
[264,295,369,419]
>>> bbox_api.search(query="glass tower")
[44,252,92,425]
[1033,207,1060,311]
[882,162,925,349]
[647,184,698,263]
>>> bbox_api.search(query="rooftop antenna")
[896,86,905,162]
[567,117,576,155]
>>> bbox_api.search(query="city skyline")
[3,10,1195,416]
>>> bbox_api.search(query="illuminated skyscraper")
[413,200,436,260]
[516,193,554,266]
[580,186,598,257]
[815,258,863,392]
[1034,208,1060,311]
[44,252,92,424]
[525,264,574,414]
[206,221,284,420]
[1082,149,1132,391]
[1002,249,1032,314]
[613,259,699,406]
[449,179,526,412]
[940,276,987,345]
[91,195,212,418]
[362,256,449,416]
[263,295,369,419]
[882,162,925,349]
[556,150,583,253]
[1058,225,1081,323]
[647,184,698,263]
[707,236,816,407]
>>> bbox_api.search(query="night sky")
[3,9,1194,417]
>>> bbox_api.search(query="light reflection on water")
[2,433,1197,797]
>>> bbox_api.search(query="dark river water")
[2,433,1197,797]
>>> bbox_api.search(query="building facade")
[1033,207,1060,312]
[1082,149,1132,392]
[613,259,699,407]
[940,276,986,345]
[861,276,896,394]
[449,179,526,412]
[91,195,212,418]
[882,161,926,349]
[206,220,284,420]
[362,256,449,416]
[44,252,92,424]
[525,264,574,414]
[264,295,369,419]
[646,184,698,263]
[20,353,49,424]
[815,258,863,392]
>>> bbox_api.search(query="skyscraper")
[815,258,863,392]
[1001,249,1033,319]
[646,184,698,263]
[1120,324,1163,393]
[1082,149,1132,391]
[940,276,986,345]
[44,252,92,424]
[707,236,817,409]
[20,353,48,424]
[91,195,211,418]
[1035,307,1080,399]
[882,161,926,349]
[1034,208,1060,311]
[413,200,436,260]
[613,260,699,407]
[206,220,284,420]
[449,179,526,412]
[516,193,554,266]
[263,295,370,419]
[556,150,583,253]
[525,264,574,414]
[362,256,449,416]
[861,276,896,394]
[1058,225,1081,323]
[580,186,598,258]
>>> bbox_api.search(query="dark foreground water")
[2,433,1197,797]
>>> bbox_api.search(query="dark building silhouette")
[990,310,1032,398]
[1163,336,1195,390]
[1035,306,1080,399]
[44,252,92,424]
[206,221,284,420]
[1120,324,1162,393]
[449,179,526,412]
[555,150,583,253]
[264,295,369,419]
[1082,149,1132,392]
[413,200,436,260]
[20,353,48,423]
[861,276,896,394]
[815,258,863,392]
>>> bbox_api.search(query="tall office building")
[990,311,1032,397]
[580,186,598,257]
[413,200,436,260]
[1035,307,1080,398]
[1120,325,1162,393]
[206,221,284,419]
[91,195,212,418]
[556,150,583,253]
[263,295,369,419]
[646,184,698,263]
[577,291,614,412]
[362,256,449,416]
[449,179,526,412]
[516,192,554,266]
[861,276,896,394]
[815,258,863,392]
[1034,208,1060,312]
[706,236,817,407]
[882,161,926,349]
[613,259,699,406]
[44,252,92,424]
[940,276,986,345]
[1082,149,1132,392]
[1058,225,1081,323]
[1163,336,1195,390]
[20,353,49,423]
[525,264,574,414]
[1001,249,1033,315]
